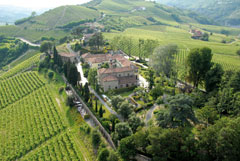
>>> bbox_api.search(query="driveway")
[76,62,88,86]
[145,104,158,125]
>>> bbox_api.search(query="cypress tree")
[95,100,98,113]
[99,104,103,118]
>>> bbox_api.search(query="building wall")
[102,80,119,92]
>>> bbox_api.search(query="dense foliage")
[0,36,29,69]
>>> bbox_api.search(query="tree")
[168,94,197,127]
[138,39,144,60]
[31,11,36,17]
[142,39,159,59]
[88,68,98,89]
[237,49,240,57]
[128,114,143,133]
[118,101,134,120]
[228,71,240,93]
[149,44,178,78]
[48,71,54,79]
[84,83,90,102]
[114,122,132,141]
[91,129,101,148]
[205,63,224,92]
[107,151,119,161]
[217,88,236,116]
[95,100,98,113]
[147,68,155,90]
[40,41,53,55]
[66,95,75,107]
[99,104,103,118]
[150,84,163,100]
[98,148,110,161]
[196,106,219,126]
[111,95,124,109]
[187,47,213,88]
[156,109,171,128]
[118,136,137,161]
[147,127,197,161]
[68,64,79,86]
[89,32,104,50]
[198,117,240,161]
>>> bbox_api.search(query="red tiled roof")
[98,66,134,74]
[102,75,118,82]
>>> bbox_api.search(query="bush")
[48,71,54,79]
[156,97,164,105]
[84,114,90,120]
[91,129,101,148]
[98,148,110,161]
[59,87,64,94]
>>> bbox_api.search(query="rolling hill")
[0,0,214,42]
[158,0,240,26]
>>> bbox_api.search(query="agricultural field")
[175,49,240,71]
[0,53,42,80]
[20,131,84,161]
[0,86,67,160]
[0,71,95,160]
[0,72,44,109]
[104,24,240,70]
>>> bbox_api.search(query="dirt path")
[56,98,63,113]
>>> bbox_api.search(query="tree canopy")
[149,44,178,78]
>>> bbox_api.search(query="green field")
[104,24,240,70]
[0,55,96,160]
[0,53,41,80]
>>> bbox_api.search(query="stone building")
[82,53,138,92]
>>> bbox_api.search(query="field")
[0,56,96,160]
[104,25,240,71]
[0,53,42,80]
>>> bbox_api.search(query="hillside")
[158,0,240,26]
[0,0,213,42]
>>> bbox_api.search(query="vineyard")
[0,53,41,80]
[0,86,67,160]
[175,49,240,71]
[21,132,85,161]
[0,72,44,109]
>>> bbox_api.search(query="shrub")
[59,87,64,94]
[84,114,90,120]
[91,129,101,148]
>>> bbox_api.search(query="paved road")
[76,62,88,86]
[17,37,40,47]
[145,104,158,125]
[89,86,123,121]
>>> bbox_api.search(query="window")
[126,84,129,87]
[115,87,117,89]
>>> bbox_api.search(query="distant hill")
[157,0,240,26]
[0,0,215,42]
[0,5,46,24]
[16,5,101,29]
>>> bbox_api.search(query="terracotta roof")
[59,52,76,57]
[119,76,137,85]
[98,66,134,74]
[102,75,118,82]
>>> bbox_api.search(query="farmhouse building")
[58,52,77,63]
[190,29,203,39]
[82,53,138,92]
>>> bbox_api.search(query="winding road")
[17,37,40,47]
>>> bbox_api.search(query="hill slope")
[158,0,240,26]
